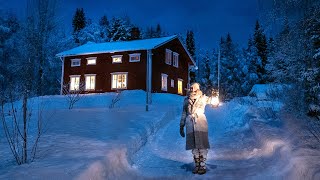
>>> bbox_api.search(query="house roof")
[56,35,196,65]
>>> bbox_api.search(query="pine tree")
[99,15,109,27]
[99,15,109,42]
[253,20,268,83]
[72,8,86,44]
[129,26,141,40]
[242,37,259,94]
[186,30,196,83]
[219,33,241,99]
[72,8,86,33]
[155,24,162,38]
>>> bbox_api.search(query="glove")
[180,126,185,137]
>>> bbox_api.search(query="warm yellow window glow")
[178,79,183,94]
[70,76,80,91]
[85,75,95,90]
[112,55,122,63]
[111,73,127,89]
[87,58,96,65]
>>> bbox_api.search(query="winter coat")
[180,90,211,150]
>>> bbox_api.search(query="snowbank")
[0,90,184,180]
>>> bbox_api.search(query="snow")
[56,35,177,57]
[249,84,286,101]
[1,88,320,179]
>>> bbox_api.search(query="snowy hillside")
[1,89,320,179]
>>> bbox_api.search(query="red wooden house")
[57,35,196,96]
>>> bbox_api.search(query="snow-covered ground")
[1,89,320,179]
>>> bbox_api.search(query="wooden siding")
[151,38,193,96]
[63,50,147,93]
[62,37,194,96]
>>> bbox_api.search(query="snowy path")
[132,100,320,179]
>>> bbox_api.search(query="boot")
[197,155,206,175]
[192,157,200,174]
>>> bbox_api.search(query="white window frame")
[129,53,141,62]
[173,52,179,68]
[178,78,183,95]
[165,49,172,65]
[111,72,128,90]
[171,79,174,88]
[161,73,168,91]
[69,75,81,91]
[112,55,123,64]
[86,57,97,65]
[71,59,81,67]
[84,74,96,91]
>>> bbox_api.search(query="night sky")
[1,0,259,49]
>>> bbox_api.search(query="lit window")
[112,55,123,63]
[70,75,81,91]
[161,73,168,91]
[111,72,128,89]
[165,49,172,65]
[85,74,96,90]
[129,53,141,62]
[171,79,174,88]
[71,59,81,67]
[87,57,96,65]
[173,52,179,68]
[178,79,183,95]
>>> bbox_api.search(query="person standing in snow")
[180,82,211,175]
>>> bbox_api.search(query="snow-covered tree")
[262,0,320,113]
[77,22,106,44]
[253,20,268,83]
[242,37,259,94]
[108,16,133,42]
[219,33,242,100]
[99,15,110,42]
[186,30,196,83]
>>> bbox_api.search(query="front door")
[178,79,183,95]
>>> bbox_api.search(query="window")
[111,72,128,89]
[86,57,96,65]
[171,79,174,88]
[85,74,96,90]
[129,53,141,62]
[112,55,123,63]
[161,73,168,91]
[178,79,183,95]
[71,59,81,67]
[70,75,81,91]
[173,52,179,68]
[165,49,172,65]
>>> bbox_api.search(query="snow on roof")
[57,35,177,57]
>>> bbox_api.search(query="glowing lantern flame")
[211,96,219,107]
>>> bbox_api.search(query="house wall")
[63,50,147,93]
[62,38,194,96]
[152,38,192,96]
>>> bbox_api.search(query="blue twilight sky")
[1,0,259,49]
